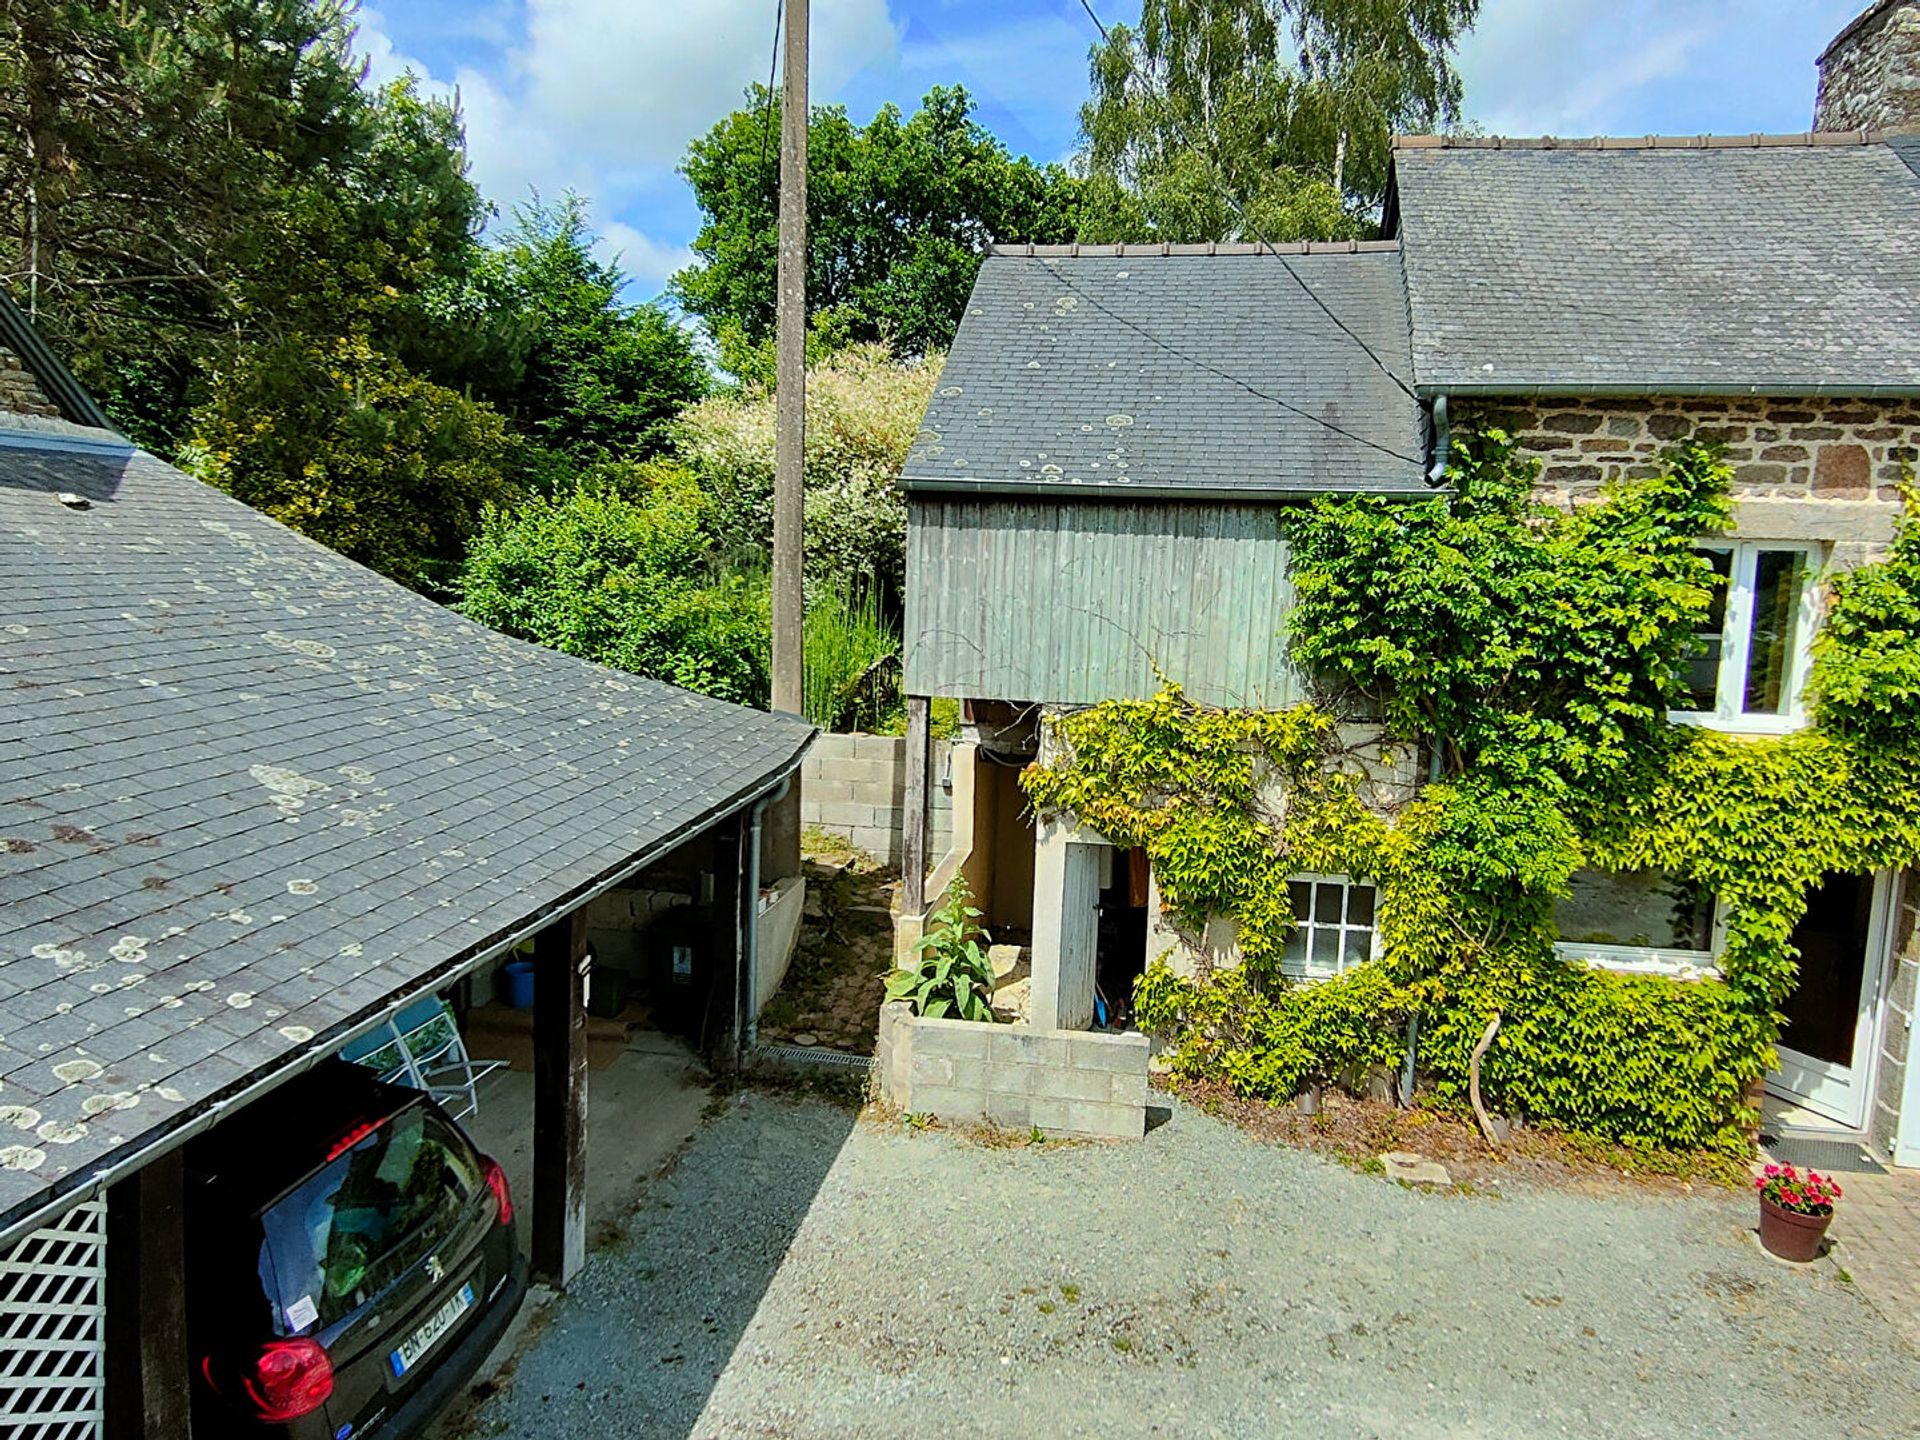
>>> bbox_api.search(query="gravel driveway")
[456,1092,1920,1440]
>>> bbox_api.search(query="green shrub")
[803,587,900,731]
[457,467,770,706]
[885,879,998,1022]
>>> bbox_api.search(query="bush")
[804,587,900,731]
[670,343,939,607]
[457,466,770,706]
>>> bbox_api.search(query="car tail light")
[481,1154,513,1226]
[202,1338,334,1421]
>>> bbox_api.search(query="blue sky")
[358,0,1872,301]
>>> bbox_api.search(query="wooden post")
[532,908,590,1288]
[707,811,748,1068]
[765,0,809,882]
[105,1151,191,1440]
[902,695,930,917]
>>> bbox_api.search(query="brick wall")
[1457,395,1916,564]
[800,732,954,865]
[1816,0,1920,134]
[876,1002,1149,1139]
[0,346,60,419]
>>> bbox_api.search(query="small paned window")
[1281,875,1379,980]
[1675,542,1819,731]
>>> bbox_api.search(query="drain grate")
[751,1042,875,1072]
[1759,1135,1886,1175]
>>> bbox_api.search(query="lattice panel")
[0,1201,106,1440]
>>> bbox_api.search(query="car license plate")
[389,1283,474,1378]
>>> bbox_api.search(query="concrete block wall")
[876,1002,1149,1140]
[800,732,954,865]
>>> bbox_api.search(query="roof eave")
[899,475,1435,502]
[1417,380,1920,400]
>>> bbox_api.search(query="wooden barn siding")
[905,496,1305,708]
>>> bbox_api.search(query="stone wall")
[0,346,59,419]
[1816,0,1920,134]
[800,732,954,865]
[1456,395,1915,565]
[876,1002,1150,1140]
[1870,873,1918,1161]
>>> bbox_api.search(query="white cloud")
[597,220,697,296]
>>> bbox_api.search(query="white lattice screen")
[0,1200,107,1440]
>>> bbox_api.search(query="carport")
[0,307,812,1440]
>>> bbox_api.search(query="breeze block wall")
[1457,395,1918,566]
[877,1002,1150,1139]
[801,733,954,864]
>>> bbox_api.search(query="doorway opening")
[1767,870,1895,1132]
[1094,846,1150,1030]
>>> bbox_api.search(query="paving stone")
[1380,1151,1452,1186]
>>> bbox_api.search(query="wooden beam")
[706,811,748,1068]
[532,908,590,1287]
[105,1151,190,1440]
[902,695,931,916]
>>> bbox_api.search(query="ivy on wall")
[1022,433,1920,1153]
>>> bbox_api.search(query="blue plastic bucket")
[500,958,536,1010]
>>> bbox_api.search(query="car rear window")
[259,1103,481,1330]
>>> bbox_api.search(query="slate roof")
[901,244,1432,498]
[1390,133,1920,396]
[0,427,812,1242]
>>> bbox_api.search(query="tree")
[674,85,1080,359]
[446,196,709,475]
[185,335,519,591]
[1078,0,1480,242]
[0,3,488,450]
[458,466,772,707]
[669,342,940,610]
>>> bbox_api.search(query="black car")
[186,1060,527,1440]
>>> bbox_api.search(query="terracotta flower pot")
[1758,1195,1833,1263]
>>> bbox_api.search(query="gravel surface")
[457,1092,1920,1440]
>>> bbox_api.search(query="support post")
[532,908,590,1288]
[902,694,930,917]
[105,1151,190,1440]
[765,0,809,882]
[707,810,749,1069]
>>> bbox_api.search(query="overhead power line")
[1035,259,1427,471]
[1067,0,1420,405]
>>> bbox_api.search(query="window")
[1552,868,1722,978]
[1675,541,1819,731]
[1281,874,1380,980]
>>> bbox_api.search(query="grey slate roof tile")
[0,429,813,1239]
[1391,138,1920,394]
[902,249,1430,497]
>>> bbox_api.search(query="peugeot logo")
[425,1254,445,1284]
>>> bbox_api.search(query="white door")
[1767,870,1896,1130]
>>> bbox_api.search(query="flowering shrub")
[1754,1163,1842,1216]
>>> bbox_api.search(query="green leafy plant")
[803,587,900,731]
[884,879,999,1023]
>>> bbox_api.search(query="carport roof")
[0,423,812,1245]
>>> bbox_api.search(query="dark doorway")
[1094,847,1149,1030]
[1779,872,1877,1067]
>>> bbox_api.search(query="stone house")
[892,4,1920,1167]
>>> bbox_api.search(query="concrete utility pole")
[766,0,807,879]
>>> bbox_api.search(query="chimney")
[1815,0,1920,133]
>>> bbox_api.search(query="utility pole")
[767,0,807,879]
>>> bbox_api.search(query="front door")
[1767,870,1896,1130]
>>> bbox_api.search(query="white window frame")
[1283,872,1382,981]
[1672,540,1822,735]
[1551,879,1728,981]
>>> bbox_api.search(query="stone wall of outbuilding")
[1454,395,1917,566]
